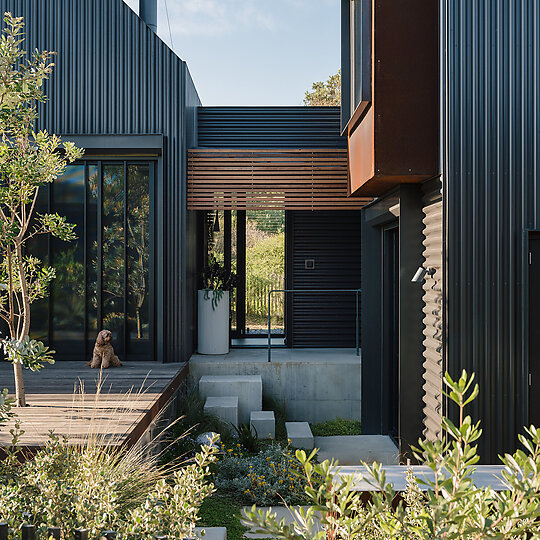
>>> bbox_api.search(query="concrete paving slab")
[314,435,399,465]
[334,464,510,492]
[194,526,227,540]
[242,506,321,539]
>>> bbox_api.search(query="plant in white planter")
[198,255,237,355]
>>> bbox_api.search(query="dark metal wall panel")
[421,179,444,442]
[0,0,199,363]
[197,107,346,149]
[441,0,537,461]
[286,211,361,347]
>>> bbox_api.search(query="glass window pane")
[102,164,125,349]
[51,164,86,357]
[245,210,285,335]
[126,164,150,355]
[86,165,99,346]
[28,184,49,343]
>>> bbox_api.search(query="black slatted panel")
[197,107,346,149]
[0,0,201,363]
[287,211,361,347]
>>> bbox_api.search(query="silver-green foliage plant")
[0,13,84,406]
[0,433,218,539]
[243,371,540,539]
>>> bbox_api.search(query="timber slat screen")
[187,148,371,210]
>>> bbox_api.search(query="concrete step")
[204,396,239,428]
[199,375,262,424]
[286,421,314,449]
[250,410,275,439]
[194,527,227,540]
[314,435,399,465]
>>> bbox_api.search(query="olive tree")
[0,13,83,406]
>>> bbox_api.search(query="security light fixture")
[411,266,436,283]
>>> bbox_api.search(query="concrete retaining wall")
[189,349,361,423]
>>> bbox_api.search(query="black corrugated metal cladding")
[0,0,201,363]
[441,0,538,461]
[197,107,346,148]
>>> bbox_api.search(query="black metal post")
[21,524,35,540]
[356,289,360,357]
[0,523,8,540]
[75,529,89,540]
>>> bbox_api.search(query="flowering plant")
[215,442,309,506]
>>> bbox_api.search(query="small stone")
[196,431,221,448]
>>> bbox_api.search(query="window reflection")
[30,161,153,361]
[127,164,150,354]
[51,164,85,357]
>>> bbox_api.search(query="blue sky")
[122,0,340,106]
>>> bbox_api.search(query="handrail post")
[268,290,272,362]
[355,289,360,357]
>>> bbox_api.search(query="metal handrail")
[267,289,361,362]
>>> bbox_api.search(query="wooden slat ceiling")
[187,148,372,210]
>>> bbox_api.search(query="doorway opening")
[529,232,540,428]
[206,210,285,345]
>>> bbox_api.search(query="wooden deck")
[0,361,188,450]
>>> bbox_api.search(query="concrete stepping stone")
[286,421,314,449]
[199,375,262,424]
[250,410,275,439]
[314,435,399,465]
[194,527,227,540]
[204,396,238,428]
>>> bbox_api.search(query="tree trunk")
[13,361,26,407]
[15,242,30,407]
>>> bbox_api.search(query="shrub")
[243,371,540,539]
[214,442,308,506]
[310,418,362,437]
[0,432,218,539]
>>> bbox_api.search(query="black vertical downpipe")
[236,211,246,335]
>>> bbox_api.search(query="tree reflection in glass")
[127,165,150,352]
[102,165,125,343]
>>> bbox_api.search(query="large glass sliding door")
[31,160,154,361]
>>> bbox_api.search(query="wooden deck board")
[0,361,188,449]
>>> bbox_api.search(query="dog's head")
[96,329,112,346]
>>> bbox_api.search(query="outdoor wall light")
[411,266,437,283]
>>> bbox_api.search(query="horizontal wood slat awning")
[187,148,371,210]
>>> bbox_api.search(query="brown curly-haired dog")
[86,330,122,369]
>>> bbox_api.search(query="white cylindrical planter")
[198,289,230,354]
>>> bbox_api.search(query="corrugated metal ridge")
[421,180,443,442]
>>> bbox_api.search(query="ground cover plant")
[198,494,248,540]
[244,371,540,539]
[214,441,309,506]
[310,418,362,437]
